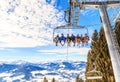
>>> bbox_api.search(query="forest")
[85,21,120,82]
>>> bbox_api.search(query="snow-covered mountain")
[0,61,86,82]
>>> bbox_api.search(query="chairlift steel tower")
[69,0,120,82]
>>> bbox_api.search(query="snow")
[0,73,12,77]
[0,61,86,82]
[3,75,24,82]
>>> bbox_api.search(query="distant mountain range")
[0,61,86,82]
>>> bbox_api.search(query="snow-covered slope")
[0,61,86,82]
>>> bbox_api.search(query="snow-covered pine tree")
[43,77,48,82]
[51,77,55,82]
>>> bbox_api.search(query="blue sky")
[0,0,119,62]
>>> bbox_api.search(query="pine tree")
[115,21,120,47]
[92,29,98,42]
[75,75,79,82]
[79,77,83,82]
[51,78,55,82]
[85,27,115,82]
[43,77,48,82]
[91,29,99,51]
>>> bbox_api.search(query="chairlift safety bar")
[54,24,86,29]
[86,76,102,80]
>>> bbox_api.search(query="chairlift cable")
[66,25,70,61]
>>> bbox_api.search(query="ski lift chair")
[85,63,103,80]
[53,24,89,46]
[86,69,103,80]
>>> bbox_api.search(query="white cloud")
[0,0,65,48]
[0,47,5,50]
[38,47,90,55]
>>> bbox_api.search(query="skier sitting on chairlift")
[66,34,71,46]
[75,34,81,46]
[81,34,85,46]
[84,33,89,45]
[54,34,59,46]
[71,34,76,46]
[59,34,66,46]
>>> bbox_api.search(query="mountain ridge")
[0,60,86,82]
